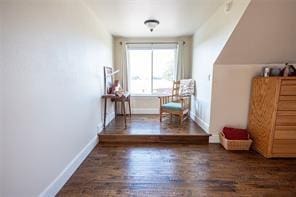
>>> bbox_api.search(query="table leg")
[128,97,131,117]
[114,100,117,119]
[103,97,107,129]
[122,100,126,128]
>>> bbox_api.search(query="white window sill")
[131,94,170,97]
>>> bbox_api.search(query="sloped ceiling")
[216,0,296,64]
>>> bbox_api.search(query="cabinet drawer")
[274,126,296,139]
[276,115,296,126]
[277,111,296,116]
[282,80,296,85]
[279,96,296,101]
[280,85,296,95]
[272,139,296,154]
[278,101,296,110]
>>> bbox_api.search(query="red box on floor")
[220,127,252,150]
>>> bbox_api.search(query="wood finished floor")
[101,115,207,135]
[58,144,296,196]
[99,115,210,144]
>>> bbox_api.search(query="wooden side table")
[102,93,131,129]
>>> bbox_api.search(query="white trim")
[39,135,99,197]
[97,123,103,133]
[190,112,220,143]
[209,134,220,143]
[97,112,115,133]
[106,112,115,125]
[131,94,168,97]
[132,108,159,114]
[190,112,210,133]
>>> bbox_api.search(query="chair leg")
[160,110,162,122]
[179,114,183,126]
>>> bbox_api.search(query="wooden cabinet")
[248,77,296,158]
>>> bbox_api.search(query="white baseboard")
[209,134,220,143]
[190,112,210,133]
[97,112,115,133]
[106,112,115,123]
[97,123,103,133]
[132,108,159,114]
[39,135,99,197]
[190,112,219,143]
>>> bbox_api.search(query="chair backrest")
[172,80,181,101]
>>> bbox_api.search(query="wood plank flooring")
[58,144,296,196]
[99,115,210,144]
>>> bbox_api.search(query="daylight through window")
[127,43,178,95]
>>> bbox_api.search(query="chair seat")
[161,102,182,111]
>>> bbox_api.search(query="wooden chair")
[158,80,191,126]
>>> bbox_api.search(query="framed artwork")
[104,66,113,94]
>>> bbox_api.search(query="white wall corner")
[39,135,99,197]
[97,111,116,133]
[132,108,159,114]
[190,111,210,133]
[107,112,115,123]
[106,112,116,126]
[97,123,104,133]
[209,134,220,143]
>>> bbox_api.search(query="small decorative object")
[104,66,120,94]
[280,63,296,77]
[270,67,282,76]
[104,67,114,94]
[283,63,290,77]
[110,80,120,94]
[220,127,252,150]
[115,89,124,97]
[262,67,271,77]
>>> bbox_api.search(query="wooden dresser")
[248,77,296,158]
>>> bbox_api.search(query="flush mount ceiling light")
[144,19,160,32]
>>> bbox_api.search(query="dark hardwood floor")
[99,115,210,144]
[102,115,206,135]
[58,144,296,196]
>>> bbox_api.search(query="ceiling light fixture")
[144,19,160,32]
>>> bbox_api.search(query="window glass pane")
[128,49,152,94]
[152,49,176,94]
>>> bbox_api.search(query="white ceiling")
[84,0,226,37]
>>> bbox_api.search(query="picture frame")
[104,66,113,94]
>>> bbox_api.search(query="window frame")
[126,43,178,96]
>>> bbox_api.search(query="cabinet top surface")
[255,76,296,80]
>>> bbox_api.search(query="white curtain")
[119,41,128,91]
[175,41,185,80]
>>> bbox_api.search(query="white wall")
[209,0,296,142]
[113,36,193,113]
[216,0,296,64]
[210,64,266,141]
[210,64,296,142]
[1,0,113,196]
[191,0,250,132]
[0,3,4,196]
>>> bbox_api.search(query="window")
[127,43,178,95]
